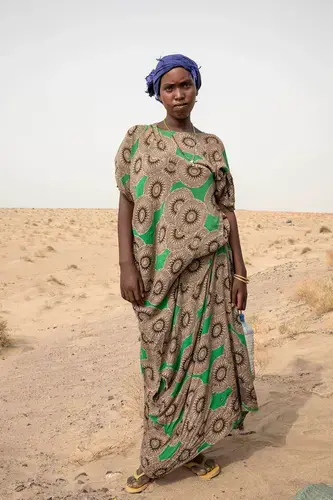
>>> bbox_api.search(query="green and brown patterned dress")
[115,124,258,479]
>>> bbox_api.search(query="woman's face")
[159,67,197,120]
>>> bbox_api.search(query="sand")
[0,208,332,500]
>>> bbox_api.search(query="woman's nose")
[174,88,185,100]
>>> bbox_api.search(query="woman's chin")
[170,108,192,120]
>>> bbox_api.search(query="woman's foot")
[125,467,152,494]
[184,454,220,480]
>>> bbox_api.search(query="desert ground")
[0,208,333,500]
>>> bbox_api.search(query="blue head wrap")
[145,54,202,101]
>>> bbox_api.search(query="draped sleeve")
[213,139,235,212]
[115,125,143,202]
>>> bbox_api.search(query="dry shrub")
[248,314,270,336]
[244,257,252,266]
[0,318,12,349]
[35,250,46,259]
[43,299,61,310]
[46,245,56,252]
[269,239,281,248]
[47,275,66,286]
[295,276,333,314]
[125,376,144,418]
[67,264,79,270]
[278,323,288,335]
[72,433,136,465]
[301,247,311,255]
[288,238,295,245]
[255,343,270,373]
[21,255,34,263]
[278,317,306,338]
[326,251,333,268]
[246,314,271,373]
[320,226,331,234]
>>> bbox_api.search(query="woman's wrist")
[119,257,135,267]
[234,262,247,278]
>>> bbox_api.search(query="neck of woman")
[165,115,193,132]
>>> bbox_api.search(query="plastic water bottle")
[239,313,255,377]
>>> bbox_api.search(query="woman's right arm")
[118,193,145,306]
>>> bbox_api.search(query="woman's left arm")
[214,138,248,310]
[221,208,248,311]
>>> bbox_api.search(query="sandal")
[184,454,220,480]
[125,468,152,494]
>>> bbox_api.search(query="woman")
[115,54,258,494]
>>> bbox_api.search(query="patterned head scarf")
[145,54,202,101]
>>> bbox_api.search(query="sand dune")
[0,208,332,500]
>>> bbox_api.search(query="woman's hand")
[120,262,145,307]
[232,279,247,311]
[221,209,248,311]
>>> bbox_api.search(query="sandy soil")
[0,208,332,500]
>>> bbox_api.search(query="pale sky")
[1,0,332,212]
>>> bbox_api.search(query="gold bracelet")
[234,274,249,284]
[234,276,249,284]
[234,273,249,281]
[234,274,249,282]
